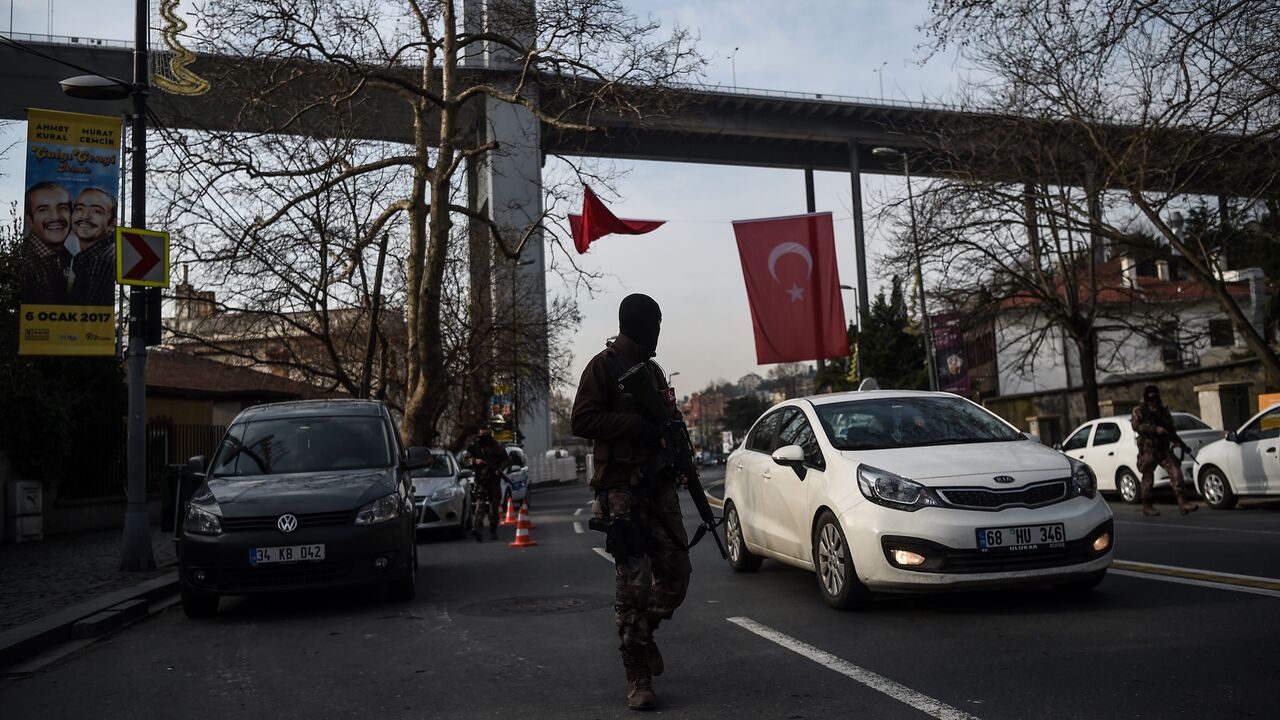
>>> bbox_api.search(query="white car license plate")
[249,544,326,565]
[976,523,1064,551]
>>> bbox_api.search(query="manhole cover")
[459,594,612,617]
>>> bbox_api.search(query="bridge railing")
[2,30,133,50]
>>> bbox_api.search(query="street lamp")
[508,257,536,445]
[871,146,938,392]
[872,61,887,100]
[728,46,740,87]
[60,0,155,571]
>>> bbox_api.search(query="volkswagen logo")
[277,514,299,533]
[993,475,1016,485]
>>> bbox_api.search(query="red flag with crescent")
[733,212,848,364]
[569,186,665,254]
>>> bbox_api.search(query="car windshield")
[210,415,393,476]
[816,396,1023,450]
[411,454,455,478]
[1173,414,1210,431]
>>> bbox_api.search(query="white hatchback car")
[1059,413,1223,504]
[1193,403,1280,509]
[723,391,1114,609]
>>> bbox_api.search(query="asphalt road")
[2,468,1277,719]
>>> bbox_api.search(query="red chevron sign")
[115,227,170,287]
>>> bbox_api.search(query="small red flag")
[733,212,848,364]
[568,186,665,254]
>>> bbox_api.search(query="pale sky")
[0,0,969,397]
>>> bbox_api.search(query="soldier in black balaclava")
[570,293,691,711]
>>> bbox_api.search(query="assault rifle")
[615,361,728,559]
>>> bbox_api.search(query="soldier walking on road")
[572,293,692,712]
[1130,385,1198,516]
[466,426,509,541]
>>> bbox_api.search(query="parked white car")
[1059,413,1223,504]
[411,449,473,538]
[1193,404,1280,509]
[722,390,1114,610]
[501,445,531,510]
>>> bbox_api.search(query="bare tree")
[926,0,1280,384]
[155,0,702,444]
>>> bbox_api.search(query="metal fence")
[59,422,226,500]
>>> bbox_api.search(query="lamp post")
[59,0,155,570]
[728,46,739,87]
[871,146,938,391]
[873,61,887,100]
[509,257,535,445]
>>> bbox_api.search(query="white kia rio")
[722,390,1115,609]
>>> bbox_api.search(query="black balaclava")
[618,293,662,356]
[1143,384,1161,405]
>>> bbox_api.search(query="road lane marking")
[1111,560,1280,597]
[593,547,614,564]
[574,507,584,516]
[727,617,982,720]
[573,521,585,534]
[1113,520,1280,536]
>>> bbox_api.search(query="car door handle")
[1268,447,1277,454]
[1107,452,1114,457]
[761,470,772,480]
[736,462,744,470]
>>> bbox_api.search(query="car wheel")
[389,545,417,601]
[724,501,762,573]
[1117,468,1140,504]
[181,584,219,619]
[1053,569,1106,593]
[1198,466,1238,510]
[811,511,871,611]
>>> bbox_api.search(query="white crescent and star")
[767,242,814,302]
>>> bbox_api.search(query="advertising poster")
[18,109,121,356]
[932,313,970,394]
[490,383,516,443]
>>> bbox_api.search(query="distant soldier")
[1130,385,1197,516]
[466,426,509,541]
[572,293,691,712]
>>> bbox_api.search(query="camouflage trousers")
[472,477,502,532]
[593,483,692,655]
[1139,452,1187,505]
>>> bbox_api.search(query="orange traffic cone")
[500,497,517,526]
[508,502,538,548]
[521,498,537,529]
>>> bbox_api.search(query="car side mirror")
[185,455,206,478]
[771,444,807,480]
[405,446,433,470]
[509,464,523,472]
[1224,430,1238,443]
[459,469,474,479]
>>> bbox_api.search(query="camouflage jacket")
[1130,403,1182,462]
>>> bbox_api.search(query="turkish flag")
[568,186,665,254]
[733,212,848,364]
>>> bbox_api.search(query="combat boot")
[623,649,656,711]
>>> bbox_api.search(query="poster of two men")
[18,109,121,356]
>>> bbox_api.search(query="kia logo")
[993,475,1016,485]
[277,514,298,533]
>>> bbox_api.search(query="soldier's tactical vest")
[590,348,668,488]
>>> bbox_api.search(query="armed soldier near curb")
[466,425,510,541]
[1130,384,1198,517]
[572,293,724,712]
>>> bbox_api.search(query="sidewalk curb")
[0,571,178,668]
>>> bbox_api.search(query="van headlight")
[355,494,403,525]
[857,465,940,511]
[183,502,223,536]
[1068,458,1097,499]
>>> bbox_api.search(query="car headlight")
[429,485,464,502]
[1068,458,1097,499]
[857,465,940,511]
[183,502,223,536]
[355,493,403,525]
